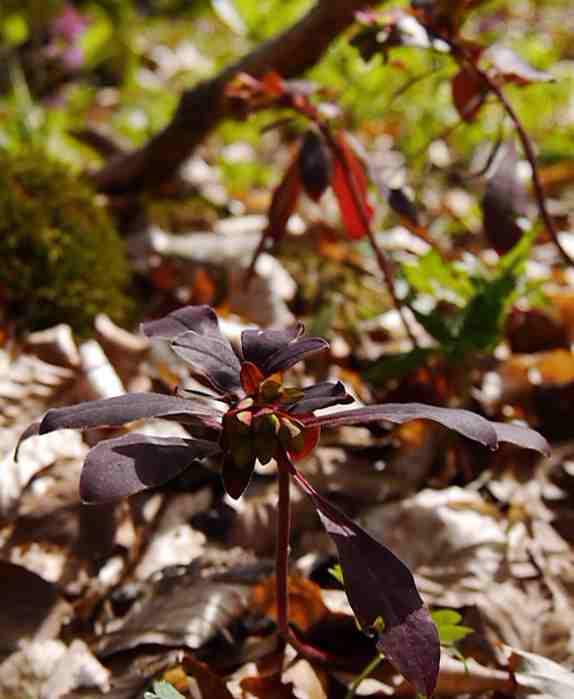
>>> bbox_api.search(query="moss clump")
[0,147,132,337]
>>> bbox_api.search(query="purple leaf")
[452,67,486,122]
[288,381,354,415]
[52,3,88,41]
[309,403,499,449]
[142,305,223,341]
[80,433,221,502]
[483,140,528,254]
[14,421,41,461]
[241,325,304,370]
[291,466,439,697]
[492,422,550,456]
[388,187,420,227]
[221,452,255,500]
[261,337,329,376]
[486,44,554,85]
[171,332,243,396]
[35,393,223,435]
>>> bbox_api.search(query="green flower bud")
[279,417,305,453]
[260,379,282,403]
[253,413,280,465]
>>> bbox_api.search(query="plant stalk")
[452,42,574,267]
[322,127,419,348]
[275,449,292,637]
[345,653,384,699]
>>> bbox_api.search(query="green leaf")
[456,272,517,353]
[432,609,473,647]
[211,0,247,34]
[456,228,536,354]
[403,250,474,304]
[412,308,456,345]
[439,625,475,645]
[364,348,434,385]
[144,681,186,699]
[329,563,345,585]
[497,226,537,275]
[431,609,462,626]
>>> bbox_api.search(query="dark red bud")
[298,130,333,202]
[260,378,282,403]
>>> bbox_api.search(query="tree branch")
[93,0,375,194]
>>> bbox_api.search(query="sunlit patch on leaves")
[350,3,556,125]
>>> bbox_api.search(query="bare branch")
[93,0,376,194]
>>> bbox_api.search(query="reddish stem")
[453,43,574,267]
[322,127,419,348]
[277,453,364,670]
[275,449,292,637]
[243,228,270,290]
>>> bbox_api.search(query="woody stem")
[275,448,292,637]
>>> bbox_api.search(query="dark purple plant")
[49,3,89,70]
[17,306,549,697]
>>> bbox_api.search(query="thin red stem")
[243,228,271,290]
[275,449,292,638]
[453,43,574,267]
[322,127,419,348]
[277,453,364,670]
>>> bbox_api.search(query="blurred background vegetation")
[1,0,573,338]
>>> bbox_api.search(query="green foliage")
[329,563,344,585]
[144,681,185,699]
[431,609,473,646]
[0,146,132,337]
[367,231,537,385]
[234,0,311,41]
[410,229,536,355]
[280,237,388,337]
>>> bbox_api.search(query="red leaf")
[452,67,486,122]
[240,361,264,394]
[261,71,287,97]
[241,673,297,699]
[331,131,374,240]
[267,158,302,242]
[287,423,320,461]
[182,655,235,699]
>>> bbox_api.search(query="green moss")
[0,147,132,337]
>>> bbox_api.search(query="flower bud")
[299,129,333,202]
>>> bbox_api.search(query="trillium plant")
[18,306,549,697]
